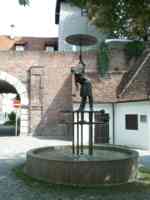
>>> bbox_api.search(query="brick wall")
[0,48,127,138]
[120,62,150,101]
[0,51,97,137]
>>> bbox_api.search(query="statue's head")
[71,67,87,84]
[71,66,84,75]
[75,73,86,84]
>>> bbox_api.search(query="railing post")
[72,111,75,154]
[89,110,93,155]
[80,111,84,154]
[61,110,109,156]
[76,111,80,155]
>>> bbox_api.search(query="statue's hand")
[71,67,75,74]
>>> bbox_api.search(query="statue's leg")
[89,96,93,110]
[79,97,87,111]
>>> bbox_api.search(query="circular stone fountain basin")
[25,145,139,185]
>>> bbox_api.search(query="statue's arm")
[72,74,79,97]
[75,76,79,90]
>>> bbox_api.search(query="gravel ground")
[0,136,150,200]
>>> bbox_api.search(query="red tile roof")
[0,35,58,51]
[117,49,150,98]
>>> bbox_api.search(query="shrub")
[97,41,110,77]
[125,41,145,60]
[4,111,16,126]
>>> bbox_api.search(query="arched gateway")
[0,71,29,135]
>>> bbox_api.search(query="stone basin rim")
[27,145,139,162]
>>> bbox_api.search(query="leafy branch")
[97,42,110,77]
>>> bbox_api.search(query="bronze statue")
[72,69,93,111]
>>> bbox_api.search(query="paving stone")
[0,136,150,200]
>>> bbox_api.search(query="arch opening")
[0,71,29,136]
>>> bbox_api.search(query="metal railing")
[62,110,109,155]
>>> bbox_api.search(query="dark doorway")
[94,112,109,144]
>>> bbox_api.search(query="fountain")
[25,34,139,185]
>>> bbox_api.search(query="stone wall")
[0,48,128,138]
[109,46,128,72]
[0,51,97,137]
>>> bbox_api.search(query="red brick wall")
[0,49,128,137]
[0,51,98,136]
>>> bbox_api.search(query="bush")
[125,41,145,60]
[97,41,110,77]
[4,112,16,126]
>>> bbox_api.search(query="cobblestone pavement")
[0,136,150,200]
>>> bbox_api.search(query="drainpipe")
[112,103,115,145]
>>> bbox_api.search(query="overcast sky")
[0,0,58,37]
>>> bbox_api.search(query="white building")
[73,100,150,150]
[114,101,150,149]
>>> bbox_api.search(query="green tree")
[19,0,150,40]
[97,41,110,77]
[18,0,29,6]
[69,0,88,8]
[70,0,150,41]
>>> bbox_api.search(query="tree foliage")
[18,0,29,6]
[68,0,88,8]
[70,0,150,41]
[97,41,110,77]
[125,41,145,60]
[18,0,150,40]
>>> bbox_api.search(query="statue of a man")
[72,69,93,111]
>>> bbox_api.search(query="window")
[15,45,25,51]
[140,115,147,123]
[81,8,88,16]
[45,42,58,52]
[125,114,138,130]
[45,46,54,52]
[72,45,77,52]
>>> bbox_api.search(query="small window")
[72,45,77,52]
[81,8,88,16]
[140,115,147,123]
[45,46,54,52]
[15,45,25,51]
[125,114,138,130]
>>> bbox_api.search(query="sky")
[0,0,58,37]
